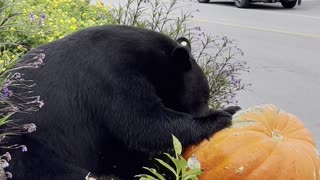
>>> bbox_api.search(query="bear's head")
[143,36,210,118]
[172,37,210,117]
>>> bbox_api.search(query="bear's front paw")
[206,110,232,128]
[223,106,241,115]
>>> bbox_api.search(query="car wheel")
[234,0,250,8]
[281,0,297,8]
[198,0,210,3]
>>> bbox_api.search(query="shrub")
[2,0,113,48]
[0,0,45,178]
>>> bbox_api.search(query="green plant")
[194,34,249,109]
[2,0,113,48]
[135,135,202,180]
[0,1,45,178]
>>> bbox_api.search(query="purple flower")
[195,26,201,31]
[23,123,37,133]
[29,14,35,22]
[0,159,9,168]
[222,69,231,76]
[10,105,19,112]
[40,14,46,22]
[231,75,235,81]
[38,53,45,60]
[2,152,11,161]
[21,145,27,152]
[13,72,21,79]
[38,100,44,108]
[6,172,12,179]
[3,85,13,97]
[32,53,45,67]
[38,14,46,26]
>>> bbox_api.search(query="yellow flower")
[69,25,77,31]
[48,37,54,42]
[70,17,77,24]
[17,45,25,51]
[9,27,16,32]
[98,0,104,6]
[59,19,65,24]
[88,20,94,24]
[37,31,45,36]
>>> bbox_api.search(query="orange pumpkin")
[183,104,320,180]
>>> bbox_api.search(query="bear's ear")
[176,37,191,51]
[171,46,191,72]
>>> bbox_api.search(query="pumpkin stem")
[271,130,283,141]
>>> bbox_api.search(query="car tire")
[281,0,297,8]
[198,0,210,3]
[234,0,250,8]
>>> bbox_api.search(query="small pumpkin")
[183,104,320,180]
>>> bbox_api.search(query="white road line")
[247,9,320,19]
[193,18,320,38]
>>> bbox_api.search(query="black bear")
[4,25,239,180]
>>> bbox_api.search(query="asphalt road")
[99,0,320,146]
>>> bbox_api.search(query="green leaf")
[0,112,13,126]
[177,157,188,176]
[182,168,202,179]
[183,174,198,180]
[172,134,182,157]
[5,52,22,70]
[134,174,157,180]
[155,158,177,176]
[142,167,166,180]
[164,152,178,169]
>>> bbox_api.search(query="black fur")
[4,25,239,180]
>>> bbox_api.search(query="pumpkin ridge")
[225,135,279,177]
[286,132,315,146]
[280,114,304,134]
[200,138,274,179]
[278,142,319,179]
[286,139,319,161]
[282,126,306,136]
[244,140,280,179]
[275,111,290,131]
